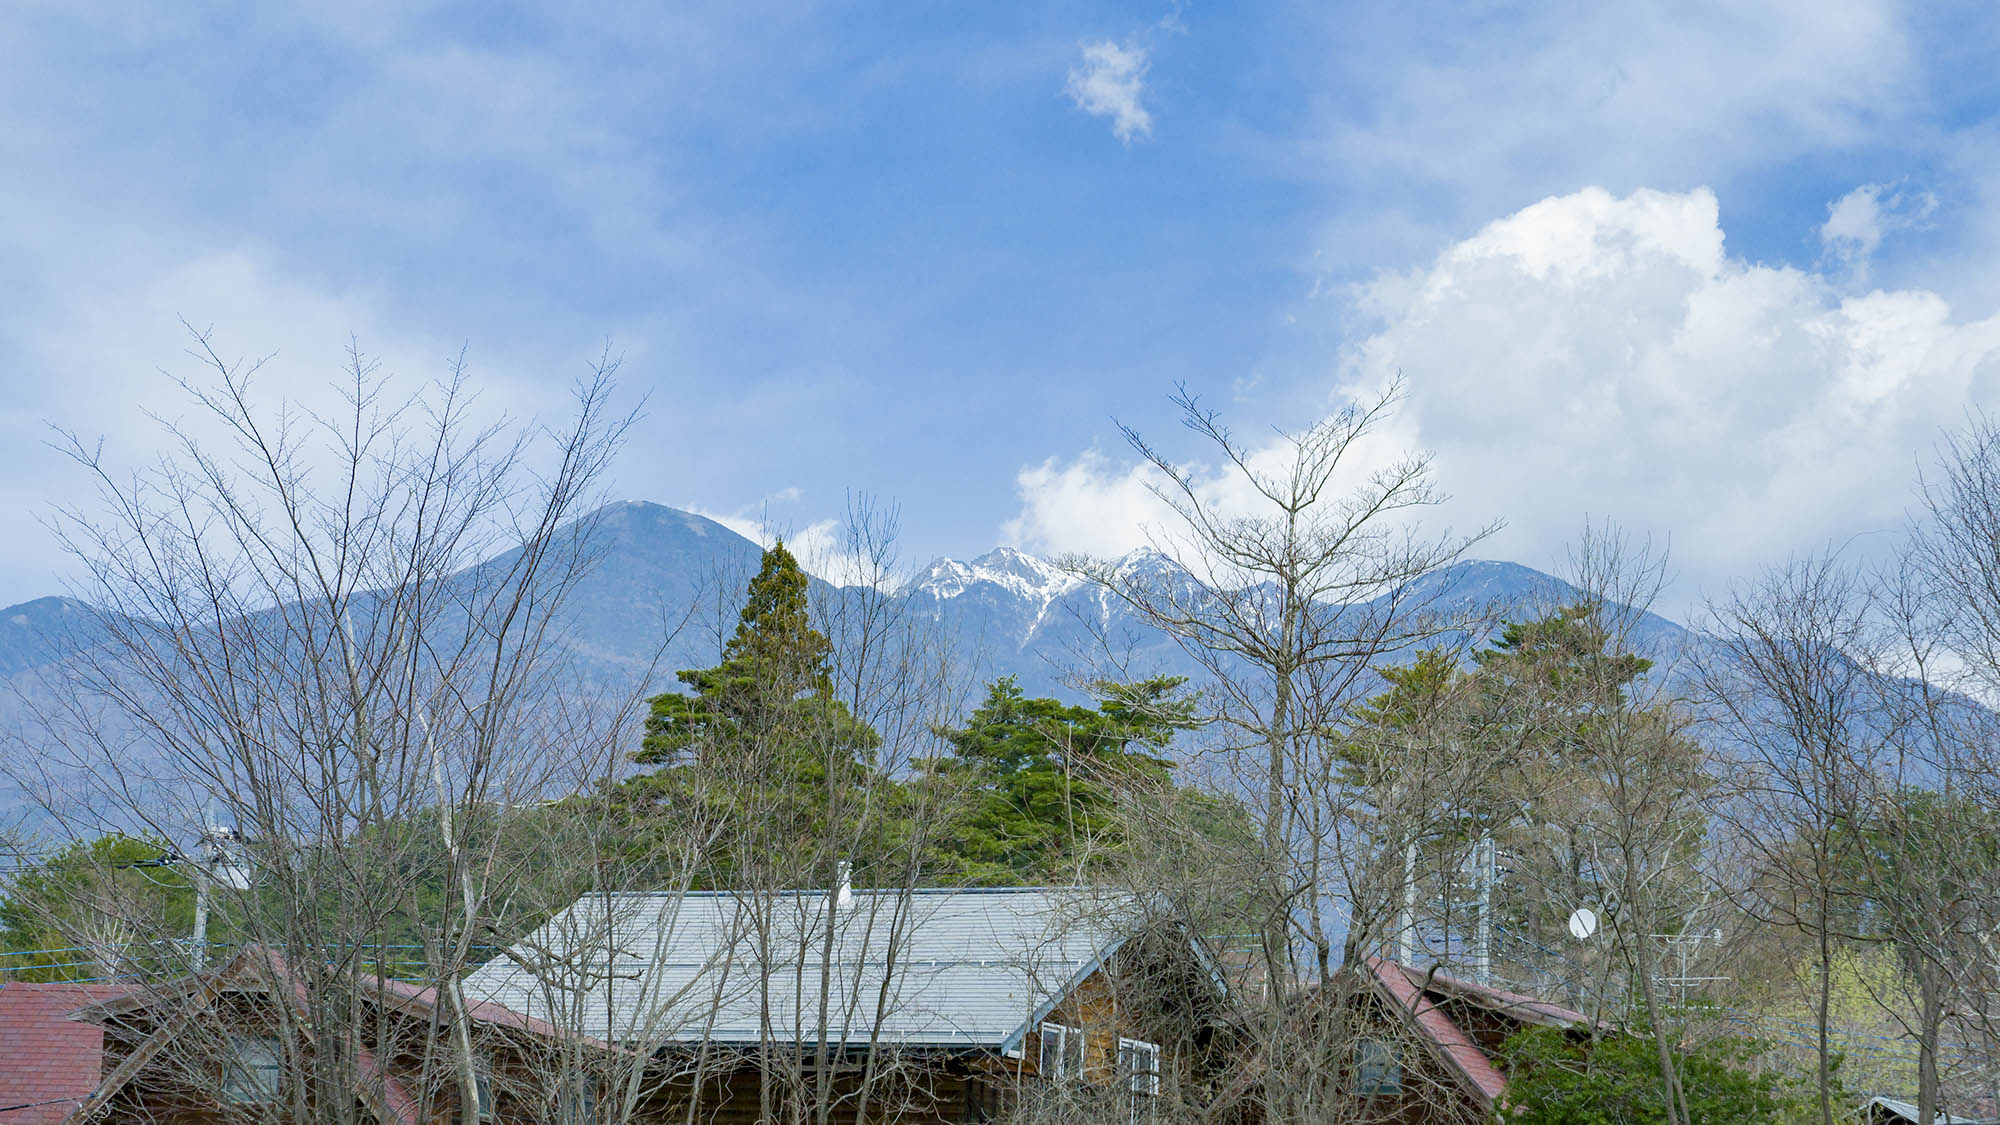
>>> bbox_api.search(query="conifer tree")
[622,542,882,884]
[920,675,1191,885]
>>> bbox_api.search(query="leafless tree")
[1064,382,1493,1123]
[3,332,648,1122]
[1539,531,1710,1125]
[1698,549,1888,1125]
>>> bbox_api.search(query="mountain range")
[0,501,1695,715]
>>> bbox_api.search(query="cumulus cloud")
[1299,0,1921,273]
[1009,186,2000,608]
[1820,182,1938,279]
[1065,41,1152,143]
[1005,450,1170,557]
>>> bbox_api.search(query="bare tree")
[1542,531,1708,1125]
[1066,382,1491,1123]
[1698,549,1886,1125]
[6,332,643,1122]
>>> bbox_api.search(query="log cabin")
[462,883,1229,1124]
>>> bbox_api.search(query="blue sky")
[2,1,1998,613]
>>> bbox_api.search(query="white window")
[1118,1038,1160,1123]
[1354,1038,1401,1095]
[1037,1022,1086,1080]
[221,1036,282,1104]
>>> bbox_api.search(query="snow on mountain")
[908,546,1082,603]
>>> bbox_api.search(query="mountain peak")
[911,546,1080,602]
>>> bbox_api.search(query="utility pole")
[1472,833,1495,986]
[1398,838,1419,966]
[190,860,210,972]
[187,815,249,971]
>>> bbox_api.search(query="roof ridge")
[595,885,1093,898]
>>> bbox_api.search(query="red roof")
[1404,963,1591,1028]
[371,977,618,1052]
[1364,957,1509,1108]
[0,982,125,1125]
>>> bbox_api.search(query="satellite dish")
[1567,908,1600,940]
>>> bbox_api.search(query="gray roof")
[1866,1097,2000,1125]
[463,887,1145,1049]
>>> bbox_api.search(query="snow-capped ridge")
[909,546,1082,603]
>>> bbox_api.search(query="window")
[1118,1037,1160,1124]
[1037,1022,1086,1080]
[455,1055,496,1125]
[559,1078,598,1125]
[1354,1038,1401,1096]
[221,1036,282,1104]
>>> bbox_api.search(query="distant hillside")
[0,502,1715,829]
[0,502,1709,705]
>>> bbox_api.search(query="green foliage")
[1336,647,1464,797]
[919,676,1194,885]
[616,542,885,883]
[1841,787,2000,943]
[0,834,196,981]
[1474,605,1653,713]
[1344,608,1713,976]
[635,540,876,770]
[1495,1027,1823,1125]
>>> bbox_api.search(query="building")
[1864,1096,2000,1124]
[461,884,1229,1123]
[1215,957,1592,1125]
[29,947,601,1125]
[4,886,1224,1124]
[0,981,127,1124]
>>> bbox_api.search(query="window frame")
[1118,1036,1161,1123]
[1353,1036,1402,1096]
[559,1076,598,1125]
[454,1052,497,1125]
[220,1035,283,1105]
[1037,1021,1086,1080]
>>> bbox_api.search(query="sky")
[2,1,1998,616]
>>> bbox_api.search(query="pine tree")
[620,542,882,884]
[920,676,1191,885]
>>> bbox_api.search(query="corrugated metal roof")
[1866,1097,2000,1125]
[463,887,1139,1048]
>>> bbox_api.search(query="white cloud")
[1065,41,1153,143]
[1010,186,2000,609]
[1294,0,1921,272]
[682,501,894,590]
[1005,450,1171,558]
[0,241,570,602]
[1820,182,1938,280]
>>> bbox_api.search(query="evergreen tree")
[1336,647,1464,795]
[0,834,195,981]
[921,675,1192,885]
[1473,604,1653,723]
[1496,1027,1822,1125]
[619,542,883,885]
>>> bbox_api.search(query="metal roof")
[1865,1097,2000,1125]
[462,886,1141,1049]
